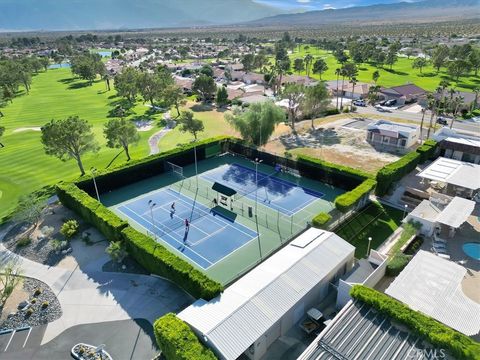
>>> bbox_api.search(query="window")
[400,139,407,147]
[382,136,390,144]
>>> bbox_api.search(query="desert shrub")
[60,219,79,239]
[16,237,31,248]
[34,288,42,296]
[40,226,55,237]
[41,301,49,309]
[106,241,127,263]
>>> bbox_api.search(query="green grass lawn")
[0,68,237,220]
[334,202,404,258]
[288,45,479,93]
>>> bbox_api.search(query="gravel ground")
[0,278,62,331]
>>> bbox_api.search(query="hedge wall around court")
[55,182,223,300]
[121,227,223,300]
[75,136,233,195]
[154,313,217,360]
[375,140,438,196]
[350,285,480,360]
[334,179,377,213]
[311,212,332,229]
[55,182,127,242]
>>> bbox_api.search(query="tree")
[367,85,380,105]
[385,48,398,69]
[0,126,4,148]
[304,54,314,78]
[450,96,464,128]
[241,54,255,72]
[104,118,140,161]
[335,68,341,110]
[137,72,161,105]
[419,107,426,143]
[178,111,204,140]
[293,58,305,74]
[282,83,305,132]
[226,101,284,146]
[106,241,127,263]
[41,116,99,176]
[192,74,216,102]
[163,84,186,117]
[70,53,104,84]
[372,50,386,68]
[0,262,22,306]
[312,58,328,80]
[447,59,469,81]
[468,48,480,76]
[303,83,330,128]
[199,64,214,78]
[431,45,450,72]
[340,63,358,109]
[114,67,140,102]
[40,57,50,71]
[412,57,428,74]
[216,86,228,108]
[426,93,438,139]
[372,70,380,84]
[14,193,45,232]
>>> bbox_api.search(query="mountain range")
[0,0,478,31]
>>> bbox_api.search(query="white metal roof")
[178,229,355,360]
[407,199,441,223]
[386,250,480,336]
[435,196,475,228]
[417,157,480,190]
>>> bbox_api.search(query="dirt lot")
[266,116,401,173]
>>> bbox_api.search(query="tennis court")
[201,163,325,216]
[115,187,258,269]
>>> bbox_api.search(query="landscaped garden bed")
[72,343,113,360]
[0,277,62,331]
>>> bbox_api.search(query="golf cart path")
[0,227,192,345]
[148,111,173,155]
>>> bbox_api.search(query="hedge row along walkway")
[0,226,192,346]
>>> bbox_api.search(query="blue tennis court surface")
[115,188,257,269]
[201,163,324,216]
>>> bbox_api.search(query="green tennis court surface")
[102,154,345,284]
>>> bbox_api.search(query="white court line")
[4,330,15,352]
[188,224,228,247]
[121,205,214,266]
[23,327,32,348]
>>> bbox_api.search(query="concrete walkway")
[0,227,192,345]
[148,111,173,155]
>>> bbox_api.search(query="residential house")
[366,120,420,152]
[325,80,370,99]
[380,84,427,105]
[433,127,480,164]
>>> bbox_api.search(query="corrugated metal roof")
[298,300,431,360]
[386,250,480,336]
[178,229,355,360]
[435,196,475,228]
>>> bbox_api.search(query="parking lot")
[0,325,46,354]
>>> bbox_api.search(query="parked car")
[470,116,480,123]
[436,117,448,126]
[353,99,366,107]
[375,105,391,112]
[384,99,397,107]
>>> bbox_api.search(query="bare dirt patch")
[12,127,41,133]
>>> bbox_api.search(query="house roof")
[389,84,426,97]
[417,157,480,190]
[386,250,480,336]
[434,196,475,228]
[298,300,433,360]
[367,120,419,138]
[178,229,355,360]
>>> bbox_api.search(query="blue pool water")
[48,63,71,69]
[463,242,480,260]
[97,51,112,57]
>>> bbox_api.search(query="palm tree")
[419,107,426,143]
[350,76,357,111]
[340,67,347,110]
[304,54,314,78]
[450,96,464,128]
[472,87,479,111]
[426,93,438,139]
[335,68,341,110]
[438,79,450,113]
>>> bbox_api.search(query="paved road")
[354,105,480,135]
[2,319,158,360]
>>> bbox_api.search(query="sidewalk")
[0,226,192,345]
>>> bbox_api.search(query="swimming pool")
[462,242,480,260]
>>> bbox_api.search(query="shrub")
[16,237,31,248]
[325,108,340,116]
[154,313,217,360]
[350,285,480,360]
[386,253,411,276]
[30,298,37,304]
[121,227,223,300]
[60,219,79,239]
[106,241,127,263]
[416,140,437,163]
[334,179,377,213]
[26,308,34,316]
[312,212,332,229]
[41,301,49,309]
[34,288,42,296]
[40,226,55,237]
[51,239,66,251]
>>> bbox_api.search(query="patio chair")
[431,247,450,259]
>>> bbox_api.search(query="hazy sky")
[253,0,402,10]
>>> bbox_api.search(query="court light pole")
[254,158,263,216]
[367,237,372,257]
[403,204,408,219]
[91,167,100,202]
[148,200,157,240]
[194,140,198,188]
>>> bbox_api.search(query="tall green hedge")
[334,179,377,213]
[121,227,222,300]
[154,313,217,360]
[75,136,233,195]
[56,182,127,241]
[296,154,373,190]
[55,182,223,300]
[350,285,480,360]
[312,212,332,229]
[376,140,437,196]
